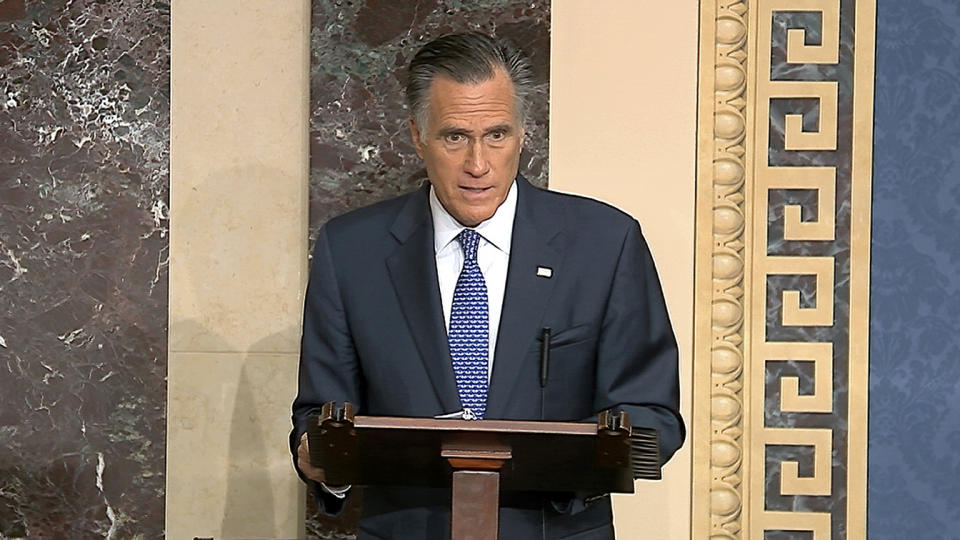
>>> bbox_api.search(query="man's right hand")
[297,432,326,483]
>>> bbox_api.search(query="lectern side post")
[441,433,512,540]
[450,470,500,540]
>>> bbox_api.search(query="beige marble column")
[550,2,698,538]
[166,1,310,537]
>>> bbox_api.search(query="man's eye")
[488,131,506,141]
[445,134,465,143]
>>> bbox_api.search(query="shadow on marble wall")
[170,312,300,538]
[0,1,169,537]
[167,158,306,536]
[305,1,550,537]
[221,328,297,539]
[221,362,278,535]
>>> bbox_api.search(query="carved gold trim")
[694,1,751,538]
[694,1,874,538]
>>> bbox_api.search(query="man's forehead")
[428,69,515,106]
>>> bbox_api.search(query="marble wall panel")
[0,1,169,537]
[306,1,549,536]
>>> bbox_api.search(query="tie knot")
[458,229,481,263]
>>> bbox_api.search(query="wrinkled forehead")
[425,69,519,123]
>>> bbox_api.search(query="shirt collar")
[429,180,517,255]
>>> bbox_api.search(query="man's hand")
[297,432,326,483]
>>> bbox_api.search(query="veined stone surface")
[0,0,169,537]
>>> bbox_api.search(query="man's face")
[410,69,525,227]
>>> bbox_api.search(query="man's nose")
[464,139,490,177]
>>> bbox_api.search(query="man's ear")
[409,118,425,158]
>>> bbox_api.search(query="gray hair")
[405,32,535,134]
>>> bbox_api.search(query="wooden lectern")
[308,402,660,540]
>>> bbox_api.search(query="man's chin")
[452,205,497,227]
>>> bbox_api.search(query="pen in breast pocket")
[539,327,551,388]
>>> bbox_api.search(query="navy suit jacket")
[290,177,684,539]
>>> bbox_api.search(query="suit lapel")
[486,179,564,418]
[386,187,462,414]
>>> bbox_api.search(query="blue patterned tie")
[448,229,489,419]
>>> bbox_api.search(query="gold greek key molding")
[761,167,836,241]
[763,256,835,326]
[750,2,840,536]
[761,341,833,413]
[695,0,874,538]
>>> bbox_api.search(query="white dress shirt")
[429,180,517,381]
[320,182,518,493]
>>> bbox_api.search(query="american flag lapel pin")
[536,266,553,278]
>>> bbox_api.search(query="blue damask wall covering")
[869,0,960,537]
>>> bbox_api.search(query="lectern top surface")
[353,415,598,436]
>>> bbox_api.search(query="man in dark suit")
[290,32,684,539]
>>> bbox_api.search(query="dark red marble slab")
[0,1,169,537]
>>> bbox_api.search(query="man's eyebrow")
[437,126,471,137]
[435,125,514,138]
[484,124,513,135]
